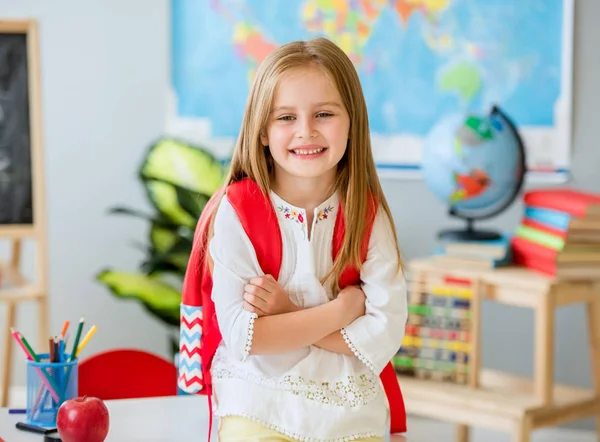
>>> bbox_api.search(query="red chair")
[78,348,178,400]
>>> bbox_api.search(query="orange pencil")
[60,320,70,338]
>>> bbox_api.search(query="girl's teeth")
[293,148,324,155]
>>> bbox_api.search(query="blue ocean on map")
[171,0,565,139]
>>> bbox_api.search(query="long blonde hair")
[212,37,403,288]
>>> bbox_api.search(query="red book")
[512,249,556,276]
[524,188,600,218]
[511,235,559,262]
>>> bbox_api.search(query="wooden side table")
[397,258,600,442]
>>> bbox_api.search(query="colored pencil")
[60,320,70,338]
[75,325,96,358]
[68,317,85,362]
[48,338,55,363]
[18,333,40,363]
[10,328,31,360]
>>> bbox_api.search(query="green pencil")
[19,333,40,362]
[68,317,85,362]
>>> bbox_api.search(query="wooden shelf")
[401,257,600,441]
[410,258,600,308]
[410,257,600,288]
[399,370,599,431]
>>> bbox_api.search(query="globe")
[422,105,526,241]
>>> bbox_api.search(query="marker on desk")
[44,432,62,442]
[8,408,27,414]
[15,421,57,435]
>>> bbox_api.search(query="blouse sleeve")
[340,207,408,374]
[208,195,263,362]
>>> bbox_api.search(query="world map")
[169,0,570,177]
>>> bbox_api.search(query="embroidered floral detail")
[278,205,305,225]
[341,329,376,373]
[216,412,379,441]
[277,205,307,237]
[316,205,335,223]
[212,351,381,409]
[242,312,257,361]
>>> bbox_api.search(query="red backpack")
[178,178,406,436]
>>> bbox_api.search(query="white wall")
[0,0,173,388]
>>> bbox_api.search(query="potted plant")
[96,137,226,357]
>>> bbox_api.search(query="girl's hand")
[243,274,299,316]
[335,285,366,325]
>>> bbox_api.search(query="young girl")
[183,37,408,441]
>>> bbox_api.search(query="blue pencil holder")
[26,353,78,428]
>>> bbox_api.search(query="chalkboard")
[0,32,33,225]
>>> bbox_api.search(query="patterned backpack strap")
[178,188,224,394]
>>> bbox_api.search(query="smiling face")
[261,64,350,188]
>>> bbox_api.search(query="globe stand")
[438,218,502,242]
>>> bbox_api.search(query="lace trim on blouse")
[242,312,257,361]
[212,352,381,409]
[341,328,376,373]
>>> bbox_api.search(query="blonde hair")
[213,37,403,289]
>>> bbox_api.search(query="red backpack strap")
[381,362,407,433]
[332,196,407,434]
[178,188,224,394]
[179,179,283,441]
[226,178,283,280]
[333,197,377,289]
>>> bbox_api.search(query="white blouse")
[208,190,408,441]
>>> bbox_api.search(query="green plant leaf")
[141,254,189,277]
[96,270,181,327]
[140,138,225,196]
[150,223,178,254]
[145,180,196,227]
[107,206,178,228]
[145,227,193,276]
[175,187,210,219]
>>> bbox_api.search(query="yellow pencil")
[75,325,97,357]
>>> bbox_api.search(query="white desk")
[1,395,408,441]
[1,395,217,442]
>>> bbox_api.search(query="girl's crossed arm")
[336,207,408,374]
[242,276,366,356]
[237,208,408,369]
[209,196,364,361]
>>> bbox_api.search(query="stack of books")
[432,234,512,270]
[511,188,600,278]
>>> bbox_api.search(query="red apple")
[56,396,110,442]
